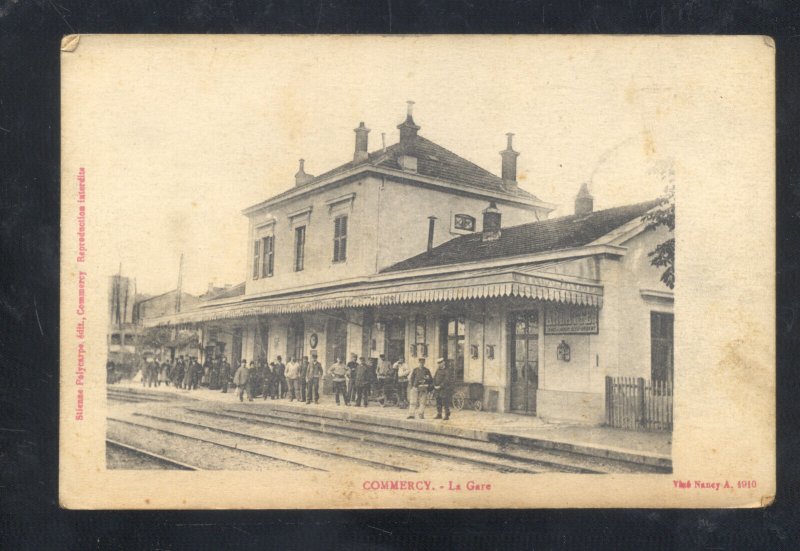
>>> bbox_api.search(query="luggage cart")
[451,383,485,411]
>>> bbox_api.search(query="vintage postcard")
[60,35,775,509]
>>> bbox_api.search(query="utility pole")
[176,253,184,313]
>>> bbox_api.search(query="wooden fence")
[605,376,673,432]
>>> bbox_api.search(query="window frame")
[294,225,306,272]
[252,239,261,280]
[261,235,274,278]
[333,215,348,263]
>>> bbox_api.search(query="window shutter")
[252,240,260,279]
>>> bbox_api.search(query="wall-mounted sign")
[545,305,599,335]
[453,213,476,232]
[309,332,318,349]
[557,340,571,362]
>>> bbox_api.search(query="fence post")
[637,377,646,430]
[605,376,612,426]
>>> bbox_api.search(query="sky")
[70,35,698,297]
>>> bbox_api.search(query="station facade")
[145,105,673,424]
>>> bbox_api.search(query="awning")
[143,264,602,328]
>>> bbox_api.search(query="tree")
[643,184,675,289]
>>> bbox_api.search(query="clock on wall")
[309,332,318,349]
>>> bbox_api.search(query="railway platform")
[108,381,671,471]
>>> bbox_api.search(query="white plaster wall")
[375,180,548,271]
[242,323,256,363]
[612,225,674,380]
[244,175,549,297]
[268,318,290,362]
[245,178,379,296]
[304,314,327,365]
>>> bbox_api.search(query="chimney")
[353,122,370,162]
[427,216,437,252]
[397,100,421,145]
[575,182,594,215]
[294,158,314,186]
[482,202,502,241]
[500,133,520,185]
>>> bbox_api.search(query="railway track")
[106,396,668,473]
[201,405,666,473]
[108,417,322,471]
[107,388,179,404]
[106,439,198,470]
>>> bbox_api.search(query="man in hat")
[433,357,455,421]
[306,352,324,404]
[354,356,371,407]
[376,353,393,402]
[346,353,358,405]
[395,356,410,408]
[285,356,300,401]
[220,356,231,393]
[407,357,433,419]
[233,359,251,402]
[275,355,286,398]
[328,356,349,405]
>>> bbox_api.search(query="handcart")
[451,382,484,411]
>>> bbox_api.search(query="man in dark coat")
[354,356,371,407]
[433,358,456,420]
[346,353,358,405]
[263,361,275,400]
[220,356,231,393]
[275,356,286,398]
[299,356,309,403]
[306,353,324,404]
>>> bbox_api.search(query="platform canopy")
[143,264,603,328]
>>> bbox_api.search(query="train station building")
[144,104,673,425]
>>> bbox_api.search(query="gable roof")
[383,199,662,272]
[245,131,544,214]
[307,135,540,201]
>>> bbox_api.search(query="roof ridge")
[382,198,662,273]
[413,135,504,183]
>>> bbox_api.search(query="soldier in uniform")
[407,357,433,420]
[433,358,455,421]
[376,354,392,401]
[306,352,324,404]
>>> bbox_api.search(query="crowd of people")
[136,352,457,421]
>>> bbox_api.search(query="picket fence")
[605,376,673,432]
